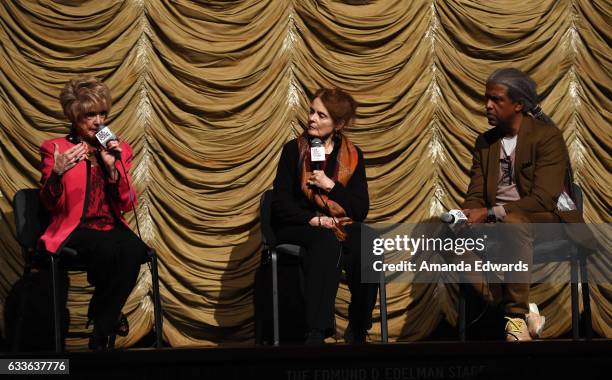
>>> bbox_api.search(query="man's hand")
[463,208,488,225]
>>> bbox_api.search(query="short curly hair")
[60,76,111,124]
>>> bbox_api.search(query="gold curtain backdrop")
[0,0,610,349]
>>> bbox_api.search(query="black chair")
[258,189,388,345]
[13,188,164,352]
[458,184,593,341]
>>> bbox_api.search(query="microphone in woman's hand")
[310,137,325,171]
[96,124,120,158]
[96,124,116,147]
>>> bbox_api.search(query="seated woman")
[271,88,378,344]
[38,76,147,350]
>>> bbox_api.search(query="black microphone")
[95,124,120,159]
[440,210,468,232]
[310,137,325,171]
[440,210,468,224]
[440,212,455,224]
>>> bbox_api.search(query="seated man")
[461,68,579,341]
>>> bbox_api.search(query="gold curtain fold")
[0,0,610,349]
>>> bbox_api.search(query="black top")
[271,137,369,228]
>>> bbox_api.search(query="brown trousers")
[453,211,564,316]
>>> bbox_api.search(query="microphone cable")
[117,157,143,242]
[308,138,344,341]
[315,187,343,269]
[312,132,344,268]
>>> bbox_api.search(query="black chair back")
[12,188,79,269]
[260,190,276,248]
[571,183,583,212]
[11,188,164,350]
[13,189,49,250]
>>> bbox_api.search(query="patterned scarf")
[298,133,359,241]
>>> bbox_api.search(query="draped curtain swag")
[0,1,609,349]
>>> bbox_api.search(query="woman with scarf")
[271,88,378,344]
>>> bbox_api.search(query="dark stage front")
[2,339,610,379]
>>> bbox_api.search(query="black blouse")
[271,137,369,228]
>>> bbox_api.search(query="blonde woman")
[39,77,145,350]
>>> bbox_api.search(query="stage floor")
[2,339,611,379]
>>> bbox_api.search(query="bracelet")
[486,207,495,223]
[318,216,321,227]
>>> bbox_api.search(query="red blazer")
[38,136,136,254]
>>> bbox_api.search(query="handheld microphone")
[96,124,117,147]
[310,137,325,171]
[441,209,468,225]
[95,124,120,159]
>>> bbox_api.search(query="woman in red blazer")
[39,77,147,350]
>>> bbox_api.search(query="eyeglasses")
[84,111,108,120]
[500,157,513,185]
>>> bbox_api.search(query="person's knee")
[120,239,147,267]
[344,222,362,237]
[310,228,339,248]
[502,211,532,239]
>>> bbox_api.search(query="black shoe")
[304,329,325,345]
[344,323,367,344]
[88,334,107,351]
[352,329,367,344]
[115,313,129,337]
[88,332,117,351]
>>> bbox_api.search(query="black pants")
[65,226,147,337]
[276,223,379,335]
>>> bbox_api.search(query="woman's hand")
[99,140,122,181]
[309,216,349,229]
[52,142,88,176]
[309,216,335,228]
[307,170,335,192]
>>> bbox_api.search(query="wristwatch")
[486,207,496,223]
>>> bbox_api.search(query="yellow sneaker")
[505,317,532,341]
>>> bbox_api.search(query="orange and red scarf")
[297,133,359,241]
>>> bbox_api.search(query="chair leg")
[579,253,592,340]
[108,334,116,349]
[379,270,388,343]
[271,249,280,346]
[51,255,62,353]
[570,255,580,340]
[149,249,164,348]
[458,283,466,342]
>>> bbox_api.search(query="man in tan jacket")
[462,68,576,341]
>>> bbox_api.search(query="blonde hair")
[60,76,111,124]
